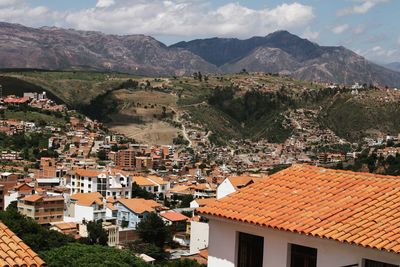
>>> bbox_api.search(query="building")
[190,198,216,209]
[115,149,136,169]
[18,194,64,224]
[189,216,209,254]
[115,198,161,229]
[66,192,106,222]
[132,176,170,196]
[216,175,257,199]
[0,185,4,211]
[50,222,79,238]
[199,165,400,267]
[160,211,189,226]
[0,222,46,266]
[102,221,119,247]
[68,168,132,198]
[135,157,153,171]
[193,184,217,199]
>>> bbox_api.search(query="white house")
[198,165,400,267]
[114,198,161,229]
[216,175,258,199]
[66,192,106,222]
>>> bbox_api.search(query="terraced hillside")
[1,70,399,145]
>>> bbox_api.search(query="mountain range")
[0,21,400,87]
[385,62,400,72]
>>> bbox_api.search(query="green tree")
[131,182,155,200]
[136,213,169,248]
[0,204,75,253]
[41,243,147,267]
[97,150,108,161]
[179,195,194,208]
[80,221,108,246]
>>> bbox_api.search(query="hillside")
[1,70,399,145]
[385,62,400,72]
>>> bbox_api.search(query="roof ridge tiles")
[198,164,400,254]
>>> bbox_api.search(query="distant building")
[66,192,106,222]
[216,175,258,199]
[115,149,136,169]
[18,194,64,224]
[115,198,161,229]
[68,168,132,198]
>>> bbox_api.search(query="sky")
[0,0,399,63]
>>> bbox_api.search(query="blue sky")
[0,0,399,63]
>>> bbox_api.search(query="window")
[237,232,264,267]
[289,244,317,267]
[363,259,398,267]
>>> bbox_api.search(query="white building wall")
[4,192,18,209]
[217,179,236,199]
[190,221,209,254]
[74,205,94,222]
[208,217,400,267]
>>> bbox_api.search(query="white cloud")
[62,1,315,37]
[337,0,390,16]
[353,24,366,35]
[0,0,54,26]
[96,0,115,8]
[397,36,400,45]
[302,27,319,40]
[331,24,349,34]
[361,46,397,62]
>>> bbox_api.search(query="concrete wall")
[190,221,209,254]
[74,205,94,222]
[217,179,236,199]
[208,217,400,267]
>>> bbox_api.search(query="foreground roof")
[198,164,400,254]
[0,222,46,267]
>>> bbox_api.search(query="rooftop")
[198,164,400,254]
[160,212,189,222]
[117,198,161,214]
[70,192,103,207]
[0,222,46,267]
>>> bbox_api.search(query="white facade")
[4,192,18,209]
[216,178,236,200]
[207,217,400,267]
[69,172,132,198]
[190,220,209,254]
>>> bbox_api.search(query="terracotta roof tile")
[198,164,400,254]
[117,198,161,214]
[70,192,103,207]
[0,222,46,267]
[160,212,189,222]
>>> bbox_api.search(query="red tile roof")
[70,192,103,207]
[160,212,189,222]
[198,164,400,254]
[117,198,161,214]
[0,222,46,267]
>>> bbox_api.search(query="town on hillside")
[0,77,399,267]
